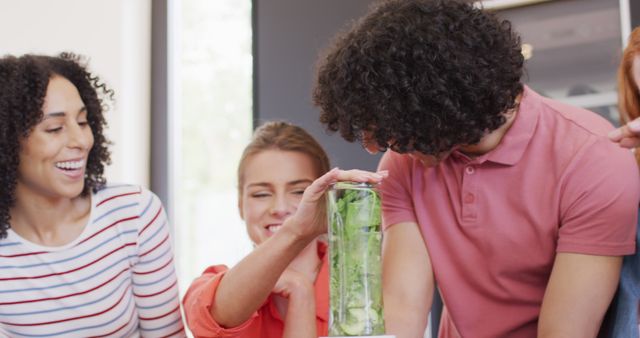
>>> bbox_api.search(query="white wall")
[0,0,151,188]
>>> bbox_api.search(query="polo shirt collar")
[453,85,540,166]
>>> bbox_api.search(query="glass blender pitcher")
[325,182,394,338]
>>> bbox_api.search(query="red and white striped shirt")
[0,184,185,337]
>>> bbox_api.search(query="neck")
[459,96,521,157]
[9,185,91,246]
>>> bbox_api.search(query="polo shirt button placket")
[464,193,475,204]
[461,165,478,223]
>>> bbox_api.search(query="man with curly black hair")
[313,0,640,337]
[0,53,184,337]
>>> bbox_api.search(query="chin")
[58,184,86,199]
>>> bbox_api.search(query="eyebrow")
[43,106,87,119]
[246,179,314,189]
[288,179,314,186]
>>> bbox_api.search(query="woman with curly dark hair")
[0,53,184,337]
[313,1,640,337]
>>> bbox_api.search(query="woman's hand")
[281,168,388,241]
[274,269,317,338]
[272,269,315,299]
[609,117,640,148]
[208,168,385,329]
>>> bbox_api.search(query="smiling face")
[239,149,317,245]
[16,75,94,200]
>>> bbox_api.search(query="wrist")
[280,216,320,243]
[288,282,315,307]
[289,276,315,298]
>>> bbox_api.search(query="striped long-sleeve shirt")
[0,184,185,337]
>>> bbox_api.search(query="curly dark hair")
[313,0,524,155]
[0,52,112,239]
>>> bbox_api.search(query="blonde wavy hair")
[618,27,640,163]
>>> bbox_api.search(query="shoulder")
[534,97,635,175]
[379,151,425,191]
[93,183,163,212]
[88,184,145,230]
[202,264,230,275]
[541,96,614,136]
[93,183,145,206]
[183,265,231,306]
[91,184,166,233]
[562,127,637,182]
[379,151,421,178]
[556,126,639,228]
[379,151,409,169]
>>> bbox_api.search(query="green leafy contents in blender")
[328,184,385,336]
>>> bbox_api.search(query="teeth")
[55,160,84,170]
[267,225,282,233]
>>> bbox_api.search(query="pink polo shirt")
[378,86,640,338]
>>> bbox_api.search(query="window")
[172,0,253,297]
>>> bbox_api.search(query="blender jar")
[327,182,386,336]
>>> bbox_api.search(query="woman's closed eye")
[291,189,306,196]
[250,192,272,198]
[46,126,63,133]
[289,182,312,196]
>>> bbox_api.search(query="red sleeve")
[182,265,260,337]
[378,151,419,230]
[558,138,640,255]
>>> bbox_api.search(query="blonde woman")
[183,121,385,337]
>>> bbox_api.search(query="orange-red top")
[183,245,329,338]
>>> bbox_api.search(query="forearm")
[537,253,622,338]
[382,222,433,338]
[211,168,386,328]
[282,288,317,338]
[384,297,431,338]
[212,226,313,327]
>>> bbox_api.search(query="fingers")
[333,168,388,184]
[303,167,340,198]
[629,118,640,133]
[305,168,388,200]
[608,125,633,142]
[618,137,640,149]
[609,118,640,143]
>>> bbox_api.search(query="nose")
[67,122,93,150]
[269,194,292,218]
